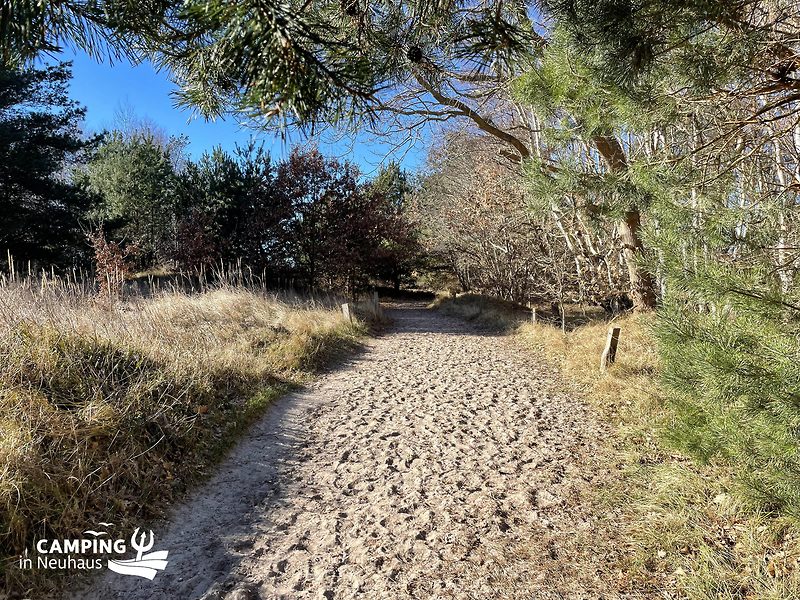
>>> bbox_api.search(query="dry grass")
[0,281,364,597]
[437,293,800,599]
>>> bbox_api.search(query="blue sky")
[47,50,426,177]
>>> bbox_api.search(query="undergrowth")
[434,293,800,599]
[0,284,364,598]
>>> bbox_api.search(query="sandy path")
[71,303,615,600]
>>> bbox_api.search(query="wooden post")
[531,307,537,323]
[341,303,352,322]
[372,290,384,319]
[600,326,621,372]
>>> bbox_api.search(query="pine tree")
[543,0,800,512]
[85,131,181,267]
[649,159,800,513]
[0,62,99,267]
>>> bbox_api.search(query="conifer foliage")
[541,0,800,512]
[0,62,98,267]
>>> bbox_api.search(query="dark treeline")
[0,62,421,293]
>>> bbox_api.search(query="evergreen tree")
[175,143,291,272]
[651,174,800,513]
[545,0,777,94]
[513,30,662,310]
[0,62,98,267]
[85,131,181,267]
[543,1,800,512]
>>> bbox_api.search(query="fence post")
[600,326,621,373]
[531,307,537,323]
[342,303,352,322]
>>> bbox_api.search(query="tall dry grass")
[0,279,363,597]
[436,293,800,599]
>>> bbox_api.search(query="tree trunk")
[618,209,658,311]
[593,135,657,311]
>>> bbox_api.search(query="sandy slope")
[71,303,620,600]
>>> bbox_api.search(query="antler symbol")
[130,528,155,561]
